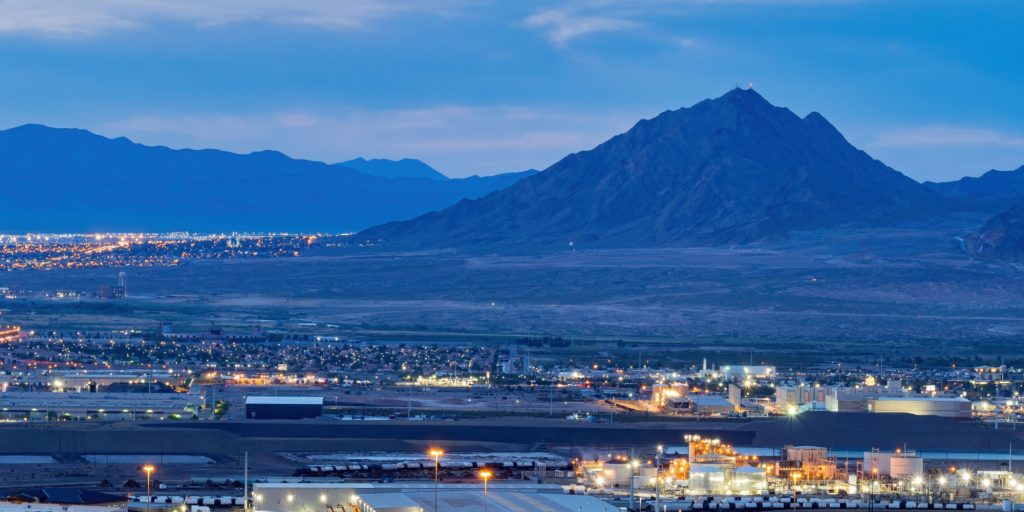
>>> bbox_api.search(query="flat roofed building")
[358,493,419,512]
[252,482,617,512]
[721,365,776,381]
[0,391,192,420]
[868,396,972,418]
[688,395,737,416]
[245,396,324,420]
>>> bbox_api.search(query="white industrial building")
[17,370,179,392]
[863,450,924,478]
[599,461,656,487]
[720,365,776,382]
[867,396,972,418]
[732,466,769,492]
[688,463,734,494]
[0,391,194,420]
[775,385,832,414]
[687,395,737,416]
[786,446,829,463]
[776,383,972,418]
[251,482,617,512]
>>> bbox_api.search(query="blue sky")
[0,0,1021,180]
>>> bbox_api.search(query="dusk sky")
[1,0,1021,180]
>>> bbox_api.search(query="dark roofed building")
[6,488,127,505]
[245,396,323,420]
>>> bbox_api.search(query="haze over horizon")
[0,0,1022,180]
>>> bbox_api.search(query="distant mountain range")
[0,124,535,233]
[357,88,967,251]
[925,165,1024,201]
[338,157,449,181]
[6,92,1024,259]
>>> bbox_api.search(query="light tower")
[118,271,127,296]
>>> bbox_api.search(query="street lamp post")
[629,459,640,511]
[870,467,879,512]
[791,472,801,510]
[480,469,492,512]
[142,465,156,512]
[429,448,444,512]
[656,445,664,512]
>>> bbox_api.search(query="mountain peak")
[356,90,941,252]
[674,87,795,129]
[720,86,769,104]
[6,123,103,140]
[698,87,780,115]
[339,157,448,180]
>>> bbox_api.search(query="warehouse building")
[5,488,126,505]
[0,391,193,421]
[867,396,972,418]
[245,396,323,419]
[687,395,738,416]
[720,365,776,382]
[252,482,617,512]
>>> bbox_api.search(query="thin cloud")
[0,0,465,37]
[872,125,1024,148]
[524,8,638,46]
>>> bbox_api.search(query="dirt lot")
[0,225,1022,366]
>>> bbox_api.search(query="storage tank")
[689,463,732,494]
[603,462,634,486]
[733,466,768,493]
[889,454,923,478]
[863,452,892,475]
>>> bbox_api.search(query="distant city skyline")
[0,0,1021,180]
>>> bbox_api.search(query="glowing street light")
[480,469,493,512]
[429,448,444,512]
[142,465,156,512]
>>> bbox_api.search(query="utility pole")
[243,451,249,512]
[629,450,637,511]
